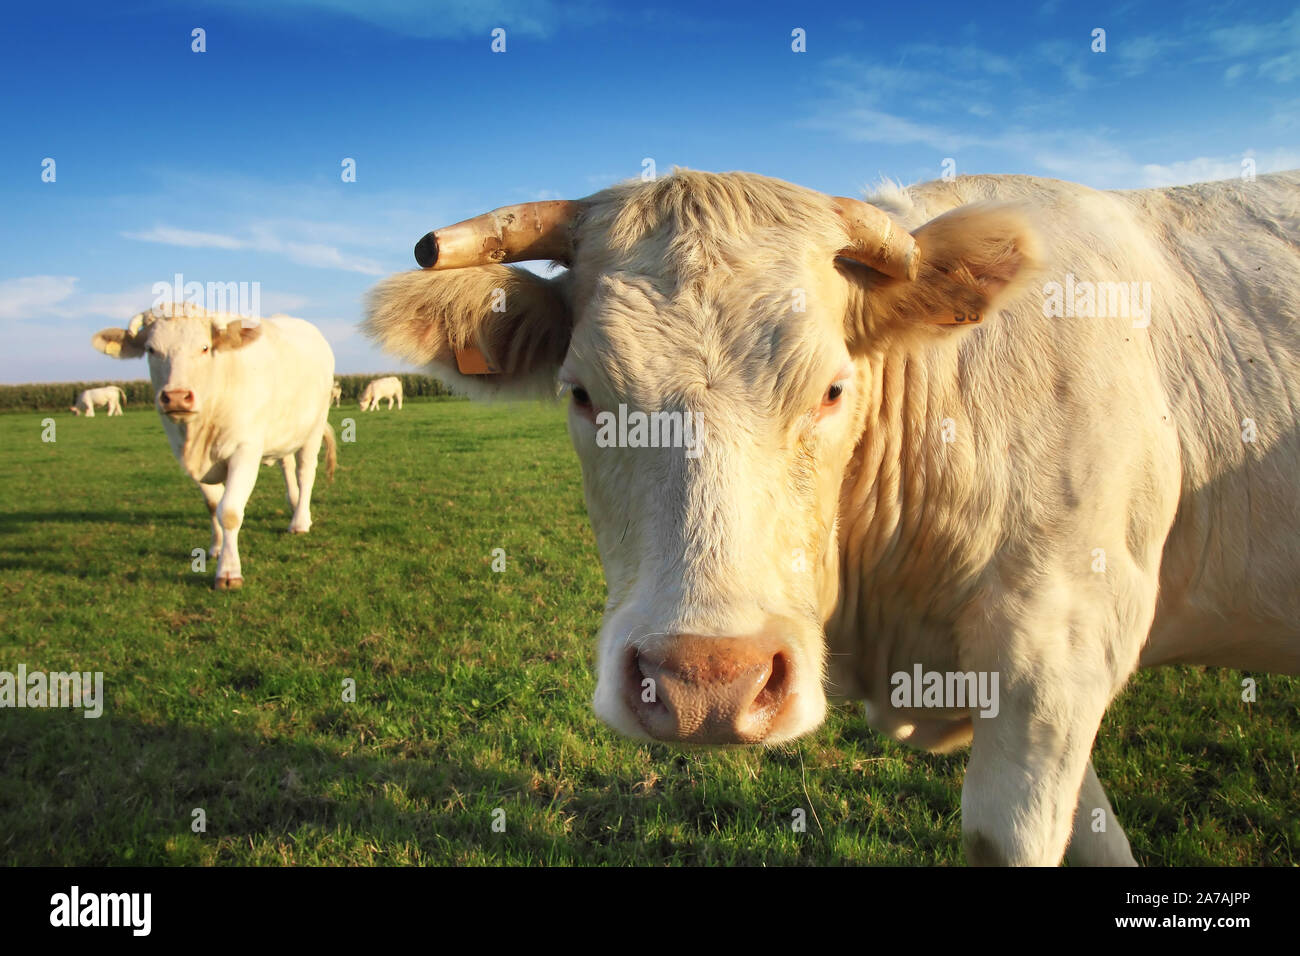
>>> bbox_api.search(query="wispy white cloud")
[310,317,360,345]
[122,224,385,275]
[1114,34,1183,76]
[0,278,161,329]
[1137,148,1300,188]
[1115,9,1300,79]
[898,43,1017,79]
[0,276,316,326]
[203,0,605,40]
[823,108,978,153]
[1207,9,1300,59]
[0,275,78,320]
[1259,51,1300,83]
[814,96,1298,190]
[803,23,1299,191]
[122,227,243,250]
[261,292,313,314]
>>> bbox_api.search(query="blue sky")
[2,0,1297,383]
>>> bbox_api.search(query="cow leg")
[213,447,260,590]
[957,531,1166,864]
[960,606,1146,863]
[288,428,324,534]
[281,455,300,511]
[1064,759,1137,866]
[962,687,1108,866]
[199,481,225,561]
[396,392,402,410]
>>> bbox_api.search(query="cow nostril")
[627,648,667,713]
[751,653,789,713]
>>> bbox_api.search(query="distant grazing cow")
[331,381,342,407]
[92,304,336,590]
[365,168,1300,866]
[71,386,125,417]
[359,376,402,410]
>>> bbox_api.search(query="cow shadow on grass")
[0,707,963,866]
[0,509,196,529]
[0,508,313,584]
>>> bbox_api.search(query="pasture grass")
[0,399,1295,865]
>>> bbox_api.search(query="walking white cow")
[92,304,337,590]
[359,376,402,410]
[71,386,125,417]
[331,381,343,407]
[364,169,1300,866]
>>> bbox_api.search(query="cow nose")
[625,634,795,744]
[159,388,195,411]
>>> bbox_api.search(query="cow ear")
[363,265,571,397]
[847,203,1038,343]
[92,328,145,359]
[213,321,262,351]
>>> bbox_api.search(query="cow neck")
[177,417,221,479]
[828,343,990,698]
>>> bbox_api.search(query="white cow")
[71,386,125,417]
[92,304,336,590]
[359,375,403,410]
[364,169,1300,866]
[331,381,343,407]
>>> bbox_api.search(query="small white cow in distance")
[359,375,403,410]
[92,304,337,590]
[331,381,343,407]
[71,386,125,417]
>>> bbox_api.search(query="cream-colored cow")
[71,386,125,417]
[366,168,1300,867]
[331,381,343,407]
[92,304,336,590]
[359,375,402,410]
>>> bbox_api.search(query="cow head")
[92,304,261,422]
[365,170,1034,746]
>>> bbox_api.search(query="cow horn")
[831,196,920,281]
[414,200,580,269]
[126,311,156,337]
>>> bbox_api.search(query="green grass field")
[0,399,1295,865]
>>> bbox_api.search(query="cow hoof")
[288,525,311,534]
[214,575,244,591]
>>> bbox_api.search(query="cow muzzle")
[623,633,798,744]
[158,388,197,418]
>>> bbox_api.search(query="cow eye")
[824,381,846,405]
[201,345,210,354]
[571,386,592,407]
[145,345,155,355]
